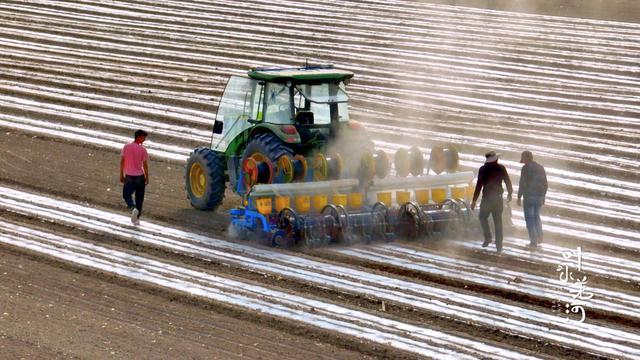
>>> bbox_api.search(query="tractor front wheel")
[185,147,226,210]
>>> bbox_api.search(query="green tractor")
[185,64,380,211]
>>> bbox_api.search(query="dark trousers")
[479,195,503,250]
[523,196,543,245]
[123,175,146,215]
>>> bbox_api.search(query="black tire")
[241,133,293,188]
[185,147,226,210]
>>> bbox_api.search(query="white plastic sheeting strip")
[0,116,189,161]
[454,237,640,284]
[335,246,640,320]
[0,91,210,141]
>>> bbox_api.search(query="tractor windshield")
[296,83,348,103]
[293,83,350,124]
[263,83,292,124]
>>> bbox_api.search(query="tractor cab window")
[293,82,349,125]
[264,83,293,124]
[212,76,262,151]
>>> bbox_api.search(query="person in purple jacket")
[517,151,548,249]
[471,151,513,253]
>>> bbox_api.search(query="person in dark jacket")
[471,151,513,253]
[517,151,548,249]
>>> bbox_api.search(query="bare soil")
[0,246,368,360]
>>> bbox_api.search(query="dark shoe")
[482,239,491,248]
[496,248,503,254]
[526,244,538,251]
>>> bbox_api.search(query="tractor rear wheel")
[185,147,226,210]
[241,133,294,189]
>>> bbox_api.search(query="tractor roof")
[247,65,354,84]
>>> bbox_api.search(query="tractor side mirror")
[295,111,314,126]
[213,120,223,134]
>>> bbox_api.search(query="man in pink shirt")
[120,129,149,225]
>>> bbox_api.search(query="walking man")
[470,151,513,253]
[120,129,149,225]
[517,150,548,249]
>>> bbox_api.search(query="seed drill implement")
[185,65,475,246]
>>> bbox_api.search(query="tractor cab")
[211,65,354,155]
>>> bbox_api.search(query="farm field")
[0,1,639,359]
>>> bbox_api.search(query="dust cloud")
[432,0,640,23]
